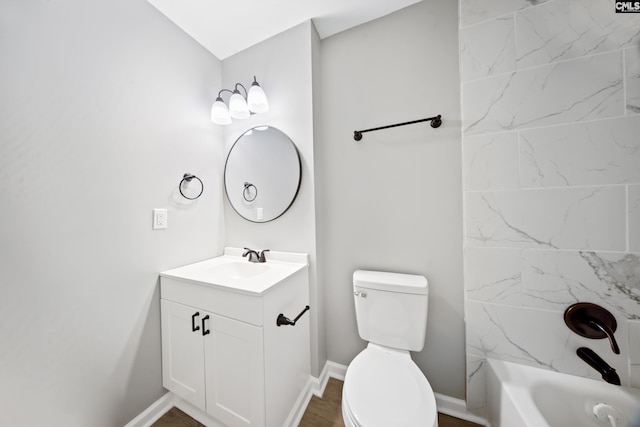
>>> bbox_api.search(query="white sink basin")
[206,261,269,279]
[160,248,308,295]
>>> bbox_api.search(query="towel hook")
[276,305,310,327]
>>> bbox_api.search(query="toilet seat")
[342,344,438,427]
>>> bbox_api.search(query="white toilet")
[342,270,438,427]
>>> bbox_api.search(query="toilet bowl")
[342,343,437,427]
[342,270,438,427]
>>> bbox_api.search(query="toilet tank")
[353,270,428,352]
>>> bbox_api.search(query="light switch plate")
[153,208,167,230]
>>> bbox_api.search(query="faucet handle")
[589,320,620,354]
[564,302,620,354]
[258,249,270,263]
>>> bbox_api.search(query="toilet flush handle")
[354,290,367,298]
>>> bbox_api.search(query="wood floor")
[152,378,482,427]
[298,377,344,426]
[151,407,204,427]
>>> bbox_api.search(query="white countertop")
[160,247,308,295]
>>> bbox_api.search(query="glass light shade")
[211,98,231,125]
[229,91,250,119]
[247,83,269,113]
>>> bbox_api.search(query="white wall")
[0,1,224,425]
[221,21,325,375]
[459,0,640,414]
[318,1,465,398]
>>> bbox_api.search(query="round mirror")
[224,126,301,222]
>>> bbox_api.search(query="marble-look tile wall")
[459,0,640,415]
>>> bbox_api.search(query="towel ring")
[179,173,204,200]
[243,182,257,202]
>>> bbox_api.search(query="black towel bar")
[354,115,442,141]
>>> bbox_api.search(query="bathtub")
[486,358,640,427]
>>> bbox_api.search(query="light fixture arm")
[216,88,235,101]
[217,84,249,101]
[233,83,248,99]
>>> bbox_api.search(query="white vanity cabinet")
[160,299,265,426]
[159,248,310,427]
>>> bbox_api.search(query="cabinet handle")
[191,312,200,332]
[201,315,210,336]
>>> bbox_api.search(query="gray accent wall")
[317,1,465,399]
[0,1,223,425]
[221,21,325,376]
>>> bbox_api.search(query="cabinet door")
[160,299,206,410]
[204,313,265,427]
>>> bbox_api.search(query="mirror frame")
[224,126,302,223]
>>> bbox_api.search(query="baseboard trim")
[435,392,488,426]
[172,398,224,427]
[325,360,348,381]
[310,360,348,397]
[123,392,175,427]
[126,360,487,427]
[284,378,314,427]
[124,380,315,427]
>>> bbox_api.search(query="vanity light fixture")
[211,76,269,125]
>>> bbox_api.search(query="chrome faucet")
[243,247,269,263]
[577,347,621,385]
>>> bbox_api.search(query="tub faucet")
[577,347,621,386]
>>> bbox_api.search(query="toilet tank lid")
[353,270,428,295]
